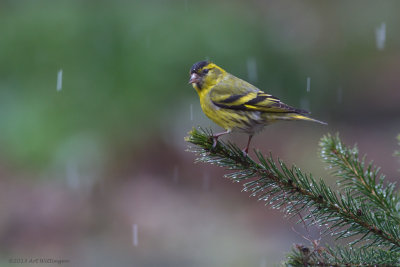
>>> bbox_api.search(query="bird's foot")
[208,136,219,153]
[212,137,218,148]
[242,134,253,157]
[242,148,249,157]
[209,130,231,153]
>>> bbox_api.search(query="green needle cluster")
[185,128,400,266]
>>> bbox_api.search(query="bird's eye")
[203,69,209,74]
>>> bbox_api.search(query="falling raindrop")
[173,165,179,183]
[190,104,193,121]
[306,77,311,92]
[246,57,258,83]
[57,69,63,91]
[337,87,343,104]
[375,22,386,51]
[132,224,138,247]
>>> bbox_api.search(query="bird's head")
[189,61,225,93]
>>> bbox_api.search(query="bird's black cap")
[190,60,209,74]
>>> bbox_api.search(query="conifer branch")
[286,245,400,266]
[185,128,400,265]
[320,134,400,226]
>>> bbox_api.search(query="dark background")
[1,1,399,266]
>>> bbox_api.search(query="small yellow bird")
[189,60,327,155]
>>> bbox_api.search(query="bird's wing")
[210,76,309,114]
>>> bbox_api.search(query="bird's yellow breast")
[199,89,263,133]
[196,75,234,130]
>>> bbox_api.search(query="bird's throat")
[193,82,202,92]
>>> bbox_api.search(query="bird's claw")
[212,137,218,149]
[208,136,218,153]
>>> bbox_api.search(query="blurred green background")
[1,1,399,266]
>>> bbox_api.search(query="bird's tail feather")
[291,114,327,125]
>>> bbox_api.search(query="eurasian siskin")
[189,60,326,154]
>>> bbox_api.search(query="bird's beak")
[189,73,200,84]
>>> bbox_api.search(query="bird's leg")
[242,134,253,156]
[212,130,231,149]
